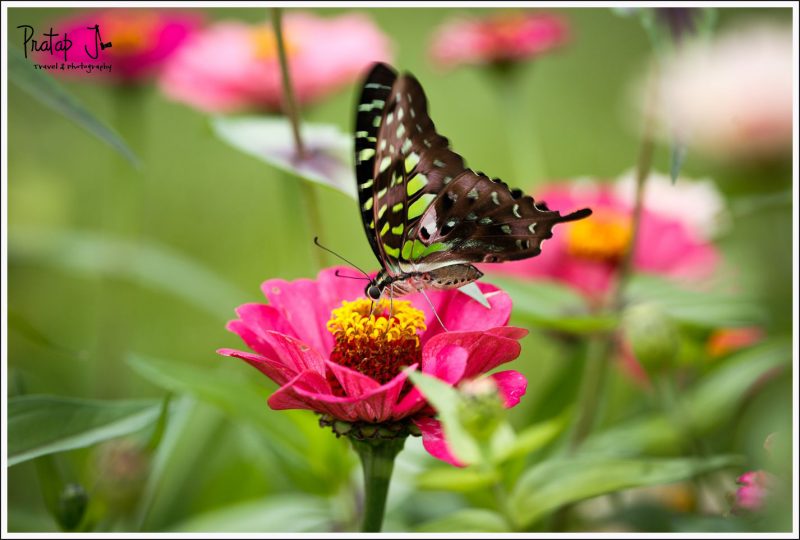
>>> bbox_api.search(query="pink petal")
[422,344,468,384]
[490,370,528,408]
[261,266,367,357]
[326,361,381,396]
[290,364,416,423]
[225,303,298,359]
[414,282,514,342]
[422,327,527,381]
[268,370,358,421]
[413,416,465,467]
[217,331,326,385]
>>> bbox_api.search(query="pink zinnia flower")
[160,12,392,113]
[32,9,200,83]
[430,11,569,69]
[485,176,720,302]
[217,267,527,466]
[734,470,773,513]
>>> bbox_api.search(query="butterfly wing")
[354,63,591,275]
[409,170,592,268]
[354,63,398,271]
[354,63,466,275]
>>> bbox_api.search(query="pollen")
[327,299,426,384]
[566,209,633,263]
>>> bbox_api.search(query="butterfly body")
[367,264,484,300]
[354,63,592,301]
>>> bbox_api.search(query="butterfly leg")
[419,289,448,332]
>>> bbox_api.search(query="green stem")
[271,7,325,269]
[350,437,406,532]
[568,335,615,450]
[568,61,659,451]
[272,8,305,159]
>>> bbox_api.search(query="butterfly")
[354,62,592,302]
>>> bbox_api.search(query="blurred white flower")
[615,169,727,239]
[647,21,792,162]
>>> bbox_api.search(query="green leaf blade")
[9,47,140,168]
[8,395,161,466]
[509,455,741,528]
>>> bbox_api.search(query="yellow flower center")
[327,299,426,384]
[566,209,633,262]
[103,12,160,56]
[250,27,296,60]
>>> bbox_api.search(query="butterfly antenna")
[313,237,372,280]
[420,289,448,332]
[334,269,371,281]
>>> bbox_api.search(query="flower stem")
[271,7,305,160]
[271,7,325,269]
[350,437,406,532]
[569,61,659,451]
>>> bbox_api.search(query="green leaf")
[212,116,355,199]
[8,229,248,321]
[407,371,481,465]
[416,467,498,493]
[8,395,161,466]
[170,494,331,532]
[509,455,740,528]
[127,354,306,456]
[625,274,767,328]
[126,353,354,498]
[582,339,790,457]
[490,414,567,464]
[416,509,510,533]
[8,47,140,167]
[488,276,617,334]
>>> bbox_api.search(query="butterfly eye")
[367,285,382,300]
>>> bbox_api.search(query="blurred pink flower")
[646,22,793,162]
[217,266,527,466]
[485,176,720,301]
[160,12,392,113]
[734,470,773,513]
[33,9,200,83]
[430,11,569,69]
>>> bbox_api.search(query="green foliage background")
[6,6,794,533]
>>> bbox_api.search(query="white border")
[2,1,798,538]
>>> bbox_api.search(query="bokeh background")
[5,6,795,533]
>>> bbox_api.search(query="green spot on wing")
[422,242,448,257]
[408,193,436,220]
[384,243,400,258]
[406,174,428,196]
[401,240,414,260]
[379,156,392,173]
[405,152,420,173]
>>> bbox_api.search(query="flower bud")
[57,483,88,531]
[622,302,680,372]
[456,377,505,441]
